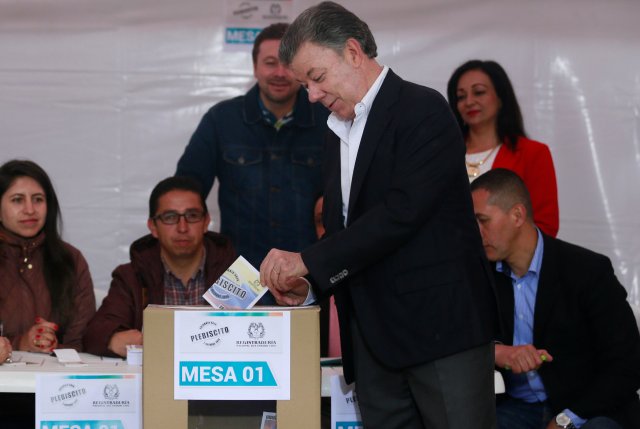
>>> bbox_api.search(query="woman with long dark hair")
[447,60,559,236]
[0,159,95,352]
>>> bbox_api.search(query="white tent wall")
[1,0,638,306]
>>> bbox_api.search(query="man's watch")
[555,412,576,429]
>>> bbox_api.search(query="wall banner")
[224,0,293,50]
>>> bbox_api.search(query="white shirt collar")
[357,65,389,120]
[326,65,389,226]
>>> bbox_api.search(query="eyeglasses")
[152,210,205,225]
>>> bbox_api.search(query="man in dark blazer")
[259,3,498,428]
[470,168,640,429]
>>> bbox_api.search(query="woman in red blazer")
[447,60,559,236]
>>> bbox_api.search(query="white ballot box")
[143,305,321,429]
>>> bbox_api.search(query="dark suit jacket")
[495,234,640,428]
[302,70,498,382]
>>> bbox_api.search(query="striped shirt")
[162,249,208,305]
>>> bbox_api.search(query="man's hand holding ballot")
[259,249,310,306]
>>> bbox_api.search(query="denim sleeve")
[176,109,218,198]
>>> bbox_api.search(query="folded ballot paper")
[203,256,268,309]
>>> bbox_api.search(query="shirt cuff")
[299,277,316,306]
[562,409,587,428]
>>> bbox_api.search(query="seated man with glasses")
[84,176,236,357]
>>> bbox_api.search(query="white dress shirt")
[327,65,389,225]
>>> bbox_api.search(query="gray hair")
[470,168,534,221]
[279,1,377,65]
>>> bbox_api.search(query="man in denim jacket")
[176,23,329,268]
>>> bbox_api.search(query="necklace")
[465,145,499,178]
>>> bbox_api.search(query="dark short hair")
[279,1,377,65]
[446,60,526,150]
[150,176,207,218]
[470,168,534,221]
[252,22,289,65]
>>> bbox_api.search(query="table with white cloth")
[0,351,139,393]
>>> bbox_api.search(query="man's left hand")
[260,249,309,295]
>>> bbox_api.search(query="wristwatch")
[555,412,576,429]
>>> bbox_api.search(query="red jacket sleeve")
[493,138,559,236]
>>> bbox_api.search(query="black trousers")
[351,319,496,429]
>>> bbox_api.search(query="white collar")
[328,65,389,128]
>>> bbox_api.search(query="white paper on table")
[54,349,88,366]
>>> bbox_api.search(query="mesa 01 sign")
[179,361,276,386]
[174,310,291,400]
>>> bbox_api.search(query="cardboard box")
[143,305,320,428]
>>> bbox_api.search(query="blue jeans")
[496,396,551,429]
[496,396,622,429]
[582,417,623,429]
